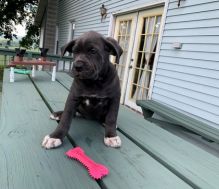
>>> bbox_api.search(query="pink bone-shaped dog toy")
[66,147,109,180]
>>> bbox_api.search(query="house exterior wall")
[39,15,46,48]
[56,0,219,128]
[152,0,219,128]
[43,0,58,54]
[57,0,163,49]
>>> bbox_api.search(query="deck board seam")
[46,71,71,90]
[117,128,198,189]
[28,75,107,189]
[50,72,198,188]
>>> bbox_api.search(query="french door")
[113,6,163,111]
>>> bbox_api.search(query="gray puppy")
[42,31,123,149]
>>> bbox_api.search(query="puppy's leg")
[50,111,82,121]
[102,123,118,128]
[104,97,121,148]
[50,111,63,121]
[42,89,79,149]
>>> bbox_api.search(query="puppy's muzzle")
[74,61,84,72]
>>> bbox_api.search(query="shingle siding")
[152,0,219,128]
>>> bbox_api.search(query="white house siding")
[152,0,219,128]
[57,0,163,49]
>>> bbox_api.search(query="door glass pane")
[130,13,162,101]
[155,16,162,33]
[148,17,155,34]
[114,19,132,87]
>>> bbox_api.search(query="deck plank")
[118,106,219,189]
[53,72,73,89]
[0,69,100,189]
[54,72,73,89]
[54,71,219,189]
[33,71,192,189]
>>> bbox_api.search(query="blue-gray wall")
[152,0,219,128]
[57,0,162,47]
[57,0,219,128]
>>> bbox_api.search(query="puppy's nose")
[74,62,83,72]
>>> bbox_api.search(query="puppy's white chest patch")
[85,99,90,106]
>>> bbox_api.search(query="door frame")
[108,0,170,105]
[124,7,164,111]
[113,13,138,104]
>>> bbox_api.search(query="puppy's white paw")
[50,114,60,121]
[42,135,62,149]
[104,136,121,148]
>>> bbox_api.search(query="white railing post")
[32,65,36,77]
[10,67,14,82]
[52,66,56,81]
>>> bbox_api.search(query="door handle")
[129,58,134,69]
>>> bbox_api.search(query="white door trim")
[108,0,166,36]
[124,7,164,111]
[108,0,170,111]
[112,0,165,15]
[148,0,170,99]
[113,13,139,104]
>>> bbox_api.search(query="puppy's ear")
[61,40,76,57]
[104,37,123,63]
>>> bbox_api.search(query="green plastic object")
[14,69,31,75]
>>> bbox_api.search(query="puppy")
[42,31,123,149]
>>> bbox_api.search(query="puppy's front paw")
[104,136,121,148]
[42,135,62,149]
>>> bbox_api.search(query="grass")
[0,55,5,65]
[0,54,11,66]
[0,53,13,67]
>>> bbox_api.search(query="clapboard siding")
[154,81,219,109]
[152,93,219,129]
[159,50,219,62]
[163,27,219,36]
[165,18,219,30]
[161,43,219,53]
[168,1,219,16]
[152,91,219,125]
[168,0,218,8]
[57,0,163,48]
[155,75,219,100]
[158,62,219,79]
[152,0,219,128]
[162,36,219,44]
[166,9,219,23]
[156,69,219,90]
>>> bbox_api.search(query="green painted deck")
[0,69,219,189]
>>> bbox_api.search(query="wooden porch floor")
[0,69,219,189]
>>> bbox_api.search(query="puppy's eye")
[89,48,97,54]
